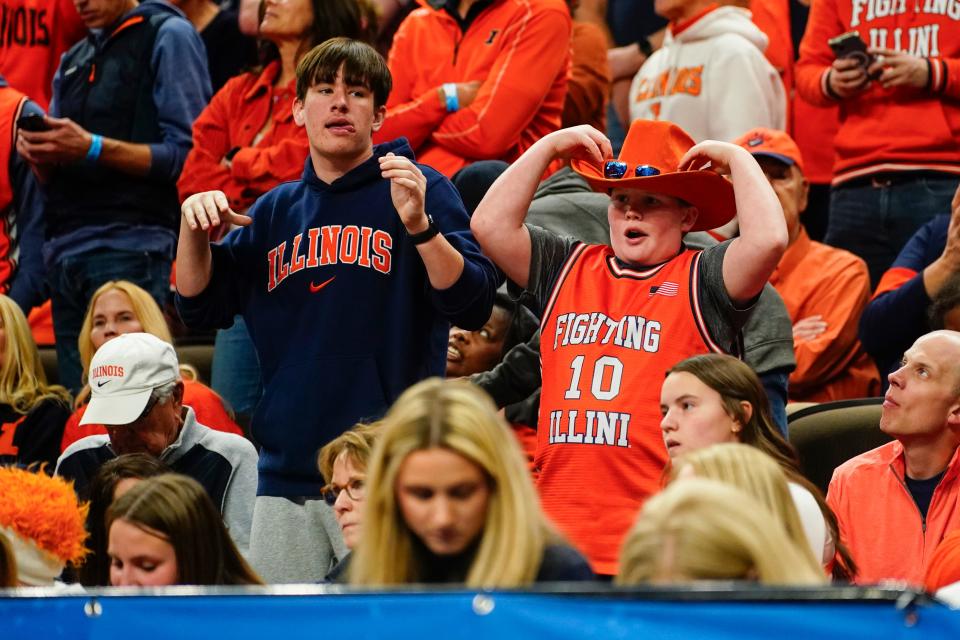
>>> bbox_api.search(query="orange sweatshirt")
[795,0,960,183]
[374,0,571,177]
[0,0,86,109]
[750,0,839,185]
[177,61,308,212]
[769,227,880,402]
[827,441,960,585]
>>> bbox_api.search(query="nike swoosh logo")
[309,276,336,293]
[96,380,110,388]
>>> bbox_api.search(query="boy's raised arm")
[471,126,612,288]
[681,141,788,305]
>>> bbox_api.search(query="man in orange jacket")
[736,127,879,402]
[373,0,572,178]
[828,330,960,585]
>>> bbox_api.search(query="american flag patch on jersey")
[649,282,679,297]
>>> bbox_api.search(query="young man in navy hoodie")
[176,38,499,583]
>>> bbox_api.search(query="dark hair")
[929,272,960,330]
[667,354,858,580]
[296,37,392,107]
[79,454,170,586]
[668,354,797,466]
[258,0,377,69]
[107,474,262,586]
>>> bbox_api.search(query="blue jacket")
[45,0,210,265]
[859,214,949,385]
[177,138,500,496]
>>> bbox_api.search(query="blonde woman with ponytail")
[671,443,824,576]
[617,478,828,586]
[0,294,71,468]
[349,378,593,587]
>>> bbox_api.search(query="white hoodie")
[628,6,786,143]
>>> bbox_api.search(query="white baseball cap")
[81,333,179,426]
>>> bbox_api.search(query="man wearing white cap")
[55,333,258,554]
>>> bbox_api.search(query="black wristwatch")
[637,36,654,59]
[408,214,439,245]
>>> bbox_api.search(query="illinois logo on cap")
[80,333,179,426]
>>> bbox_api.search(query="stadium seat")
[787,398,890,494]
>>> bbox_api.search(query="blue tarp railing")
[2,585,960,640]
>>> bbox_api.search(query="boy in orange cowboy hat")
[471,120,787,576]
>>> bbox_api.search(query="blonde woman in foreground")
[671,443,825,577]
[349,378,593,587]
[617,478,828,586]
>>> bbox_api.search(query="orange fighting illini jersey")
[537,244,724,575]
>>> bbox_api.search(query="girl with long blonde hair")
[0,294,71,468]
[617,478,828,586]
[349,378,592,587]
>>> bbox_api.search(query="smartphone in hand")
[828,31,873,66]
[16,114,50,133]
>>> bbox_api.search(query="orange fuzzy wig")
[0,467,89,564]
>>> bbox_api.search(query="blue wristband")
[442,83,459,113]
[86,134,103,164]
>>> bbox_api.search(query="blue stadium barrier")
[2,585,960,640]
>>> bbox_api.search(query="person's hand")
[436,81,482,111]
[456,81,482,109]
[793,315,828,342]
[380,152,428,233]
[938,185,960,271]
[542,125,612,165]
[181,190,252,233]
[16,115,93,165]
[828,56,870,98]
[679,140,747,175]
[867,48,929,90]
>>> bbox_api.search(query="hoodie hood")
[669,6,768,52]
[302,136,415,193]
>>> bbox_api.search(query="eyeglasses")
[604,161,662,179]
[321,478,365,506]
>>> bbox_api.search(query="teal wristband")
[86,134,103,164]
[442,83,459,112]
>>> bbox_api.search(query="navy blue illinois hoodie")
[176,138,499,496]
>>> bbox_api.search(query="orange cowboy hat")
[571,119,736,232]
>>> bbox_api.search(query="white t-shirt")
[788,481,834,565]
